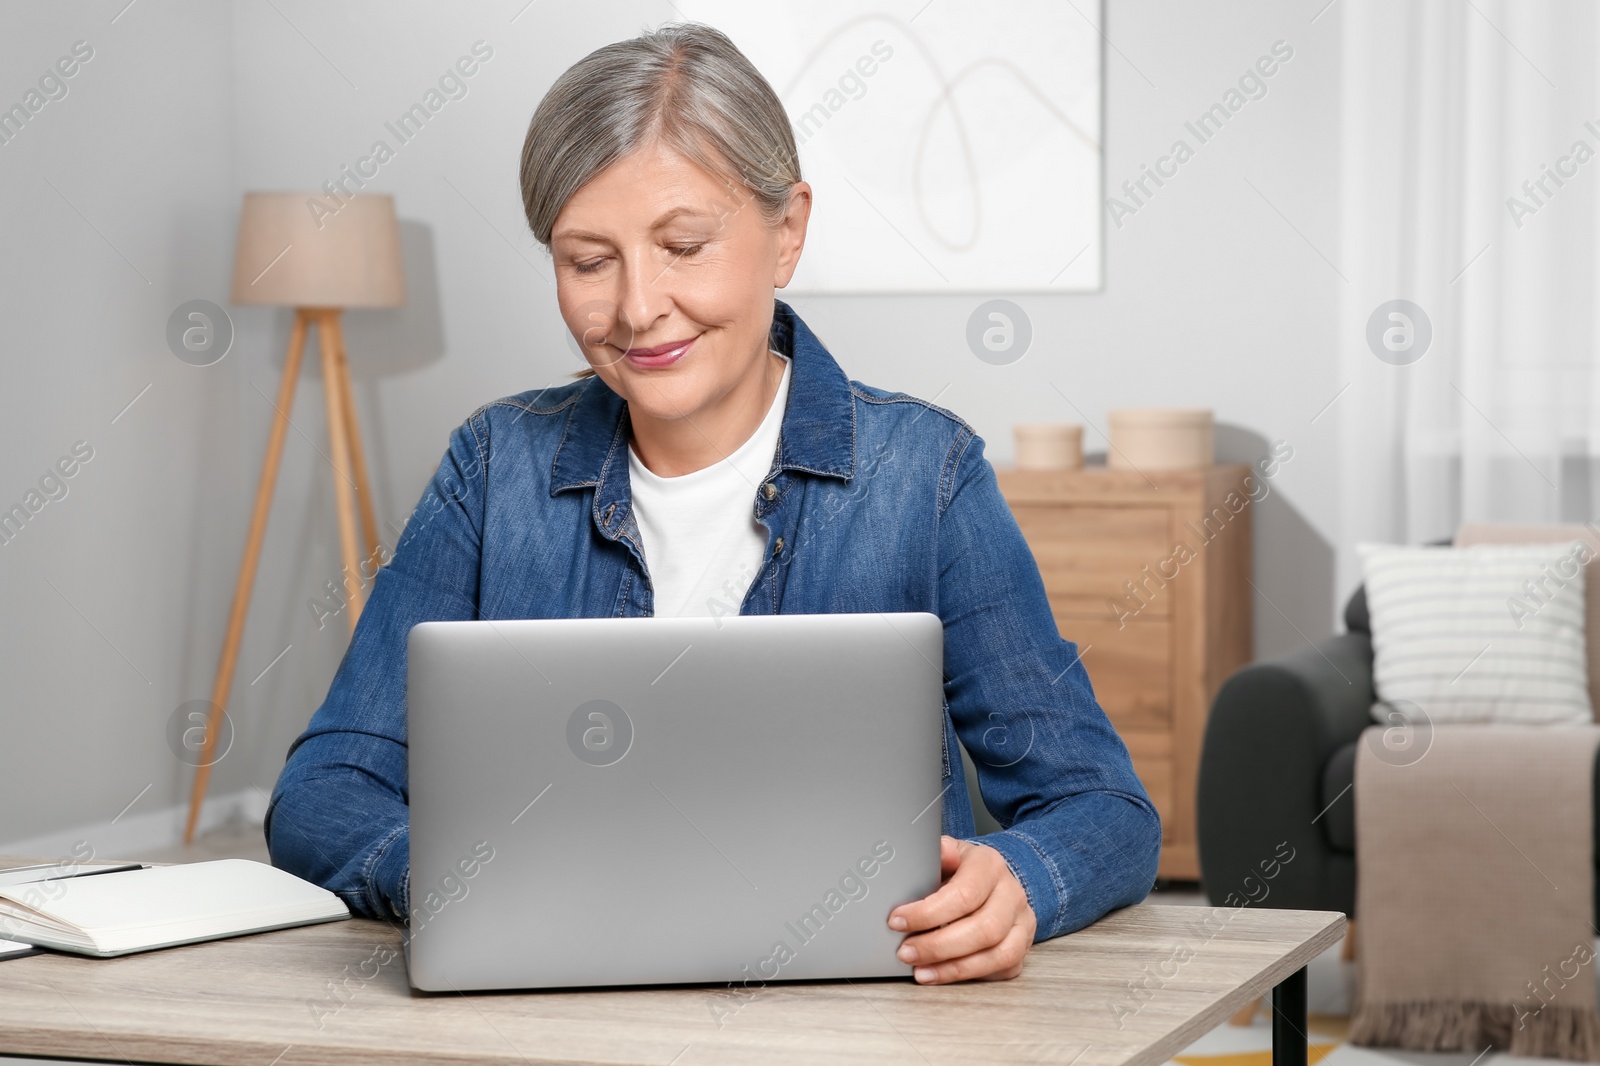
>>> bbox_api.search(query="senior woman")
[267,21,1160,985]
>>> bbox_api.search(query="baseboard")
[0,787,270,863]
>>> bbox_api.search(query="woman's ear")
[773,181,812,288]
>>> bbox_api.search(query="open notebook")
[0,859,349,957]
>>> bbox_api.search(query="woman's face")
[550,138,810,427]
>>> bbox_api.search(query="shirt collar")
[550,297,855,495]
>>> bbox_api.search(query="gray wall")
[0,0,1342,846]
[0,2,245,842]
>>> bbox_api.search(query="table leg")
[1271,966,1307,1066]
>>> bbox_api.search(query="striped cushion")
[1453,522,1600,713]
[1358,541,1592,724]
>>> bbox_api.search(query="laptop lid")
[405,611,945,991]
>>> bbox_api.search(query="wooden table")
[0,873,1343,1066]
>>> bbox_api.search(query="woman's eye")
[570,246,700,274]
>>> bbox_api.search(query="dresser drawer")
[998,464,1253,881]
[1009,505,1173,618]
[1054,615,1171,731]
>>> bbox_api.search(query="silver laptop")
[405,612,945,991]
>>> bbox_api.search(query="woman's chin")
[625,391,713,425]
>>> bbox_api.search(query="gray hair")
[519,22,801,248]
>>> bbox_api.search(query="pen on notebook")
[48,863,149,880]
[0,863,146,887]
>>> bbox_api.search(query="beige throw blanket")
[1350,724,1600,1060]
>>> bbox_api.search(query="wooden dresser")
[994,464,1253,881]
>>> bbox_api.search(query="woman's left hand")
[886,835,1037,984]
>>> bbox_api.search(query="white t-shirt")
[627,354,792,618]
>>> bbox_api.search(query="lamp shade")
[230,192,405,308]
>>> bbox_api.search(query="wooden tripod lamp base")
[186,192,405,844]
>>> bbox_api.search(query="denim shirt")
[266,298,1160,942]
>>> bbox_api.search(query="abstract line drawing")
[676,1,1103,293]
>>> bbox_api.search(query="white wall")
[0,2,246,845]
[0,0,1345,848]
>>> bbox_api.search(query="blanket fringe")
[1351,1000,1600,1062]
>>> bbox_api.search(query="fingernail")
[888,915,907,931]
[897,945,917,963]
[914,967,937,983]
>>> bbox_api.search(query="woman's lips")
[623,335,697,368]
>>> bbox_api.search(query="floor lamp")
[183,192,406,844]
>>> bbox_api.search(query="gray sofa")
[1196,584,1600,919]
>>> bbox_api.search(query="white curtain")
[1336,0,1600,600]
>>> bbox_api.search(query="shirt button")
[761,482,777,500]
[774,536,785,554]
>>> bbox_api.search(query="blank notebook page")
[0,859,346,937]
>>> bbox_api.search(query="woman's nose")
[615,251,674,338]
